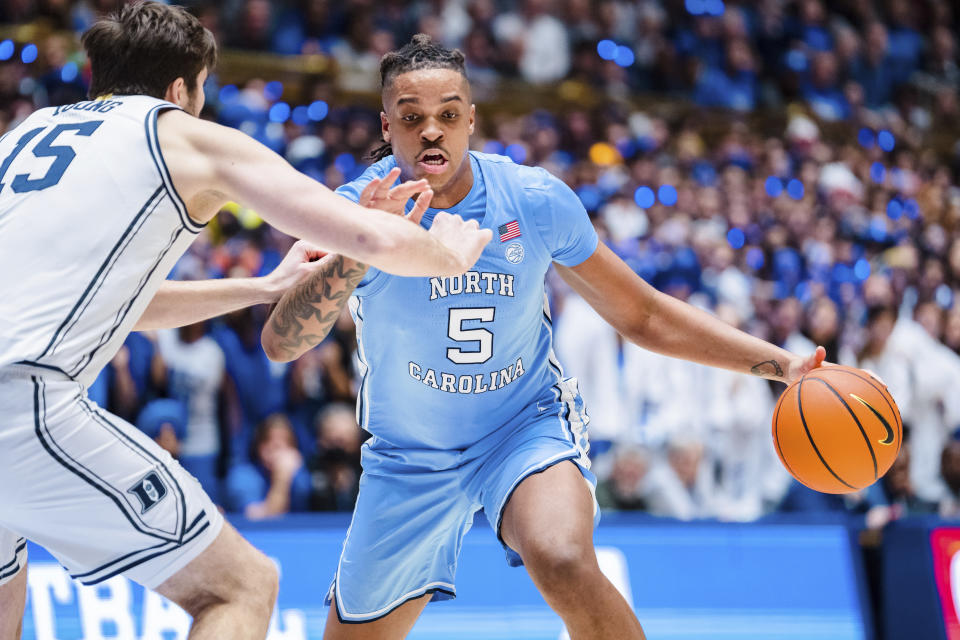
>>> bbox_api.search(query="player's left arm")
[554,244,825,384]
[133,239,326,331]
[534,169,823,385]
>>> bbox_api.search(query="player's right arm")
[261,168,420,362]
[156,110,490,277]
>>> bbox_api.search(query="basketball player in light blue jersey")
[263,35,827,640]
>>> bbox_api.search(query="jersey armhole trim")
[145,105,205,234]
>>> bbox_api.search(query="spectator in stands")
[136,399,188,460]
[157,321,227,500]
[851,21,896,108]
[214,306,289,463]
[226,413,313,519]
[643,435,715,520]
[308,403,363,511]
[596,445,650,512]
[882,442,937,517]
[492,0,570,84]
[803,51,851,121]
[692,37,757,112]
[938,437,960,518]
[779,479,890,529]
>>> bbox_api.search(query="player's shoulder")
[471,151,561,195]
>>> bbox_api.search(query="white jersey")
[0,95,203,387]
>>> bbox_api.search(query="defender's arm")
[134,241,326,331]
[133,278,278,331]
[157,110,490,277]
[555,243,825,384]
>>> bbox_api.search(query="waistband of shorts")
[0,361,75,382]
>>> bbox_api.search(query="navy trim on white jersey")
[69,224,185,377]
[76,395,189,538]
[32,377,188,544]
[0,539,26,581]
[70,512,209,585]
[144,104,204,234]
[36,186,164,361]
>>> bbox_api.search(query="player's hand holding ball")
[773,352,902,494]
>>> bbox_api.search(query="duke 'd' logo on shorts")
[127,471,168,514]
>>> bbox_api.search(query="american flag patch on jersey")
[498,220,521,242]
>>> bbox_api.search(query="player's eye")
[443,112,458,119]
[401,114,419,123]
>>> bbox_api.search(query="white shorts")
[0,368,223,588]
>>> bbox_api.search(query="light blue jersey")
[336,151,598,451]
[328,152,600,621]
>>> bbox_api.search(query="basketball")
[772,365,902,494]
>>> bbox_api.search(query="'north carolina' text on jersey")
[0,96,203,387]
[336,152,598,450]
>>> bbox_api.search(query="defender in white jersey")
[0,4,490,639]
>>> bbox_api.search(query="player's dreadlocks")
[370,34,468,161]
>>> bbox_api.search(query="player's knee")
[521,538,596,588]
[179,549,277,619]
[241,550,279,613]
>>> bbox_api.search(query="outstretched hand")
[358,167,434,222]
[784,345,827,385]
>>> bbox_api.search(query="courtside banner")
[932,528,960,640]
[21,515,869,640]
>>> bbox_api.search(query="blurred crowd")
[3,0,960,526]
[5,0,960,119]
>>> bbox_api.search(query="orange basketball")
[772,365,902,494]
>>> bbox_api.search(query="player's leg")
[155,523,277,640]
[0,374,274,639]
[322,593,430,640]
[0,544,27,640]
[321,443,475,639]
[500,462,645,640]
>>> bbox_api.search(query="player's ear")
[468,104,475,135]
[381,111,391,143]
[163,77,187,107]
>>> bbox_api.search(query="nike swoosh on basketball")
[849,393,895,445]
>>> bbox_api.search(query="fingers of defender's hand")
[287,240,321,262]
[407,189,433,224]
[372,167,402,202]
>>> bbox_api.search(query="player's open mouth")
[418,152,448,174]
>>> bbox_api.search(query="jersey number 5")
[447,307,495,365]
[0,121,103,194]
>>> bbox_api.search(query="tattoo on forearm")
[268,256,368,360]
[750,359,784,378]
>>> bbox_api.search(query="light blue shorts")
[326,377,597,623]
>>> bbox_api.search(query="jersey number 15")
[0,121,103,194]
